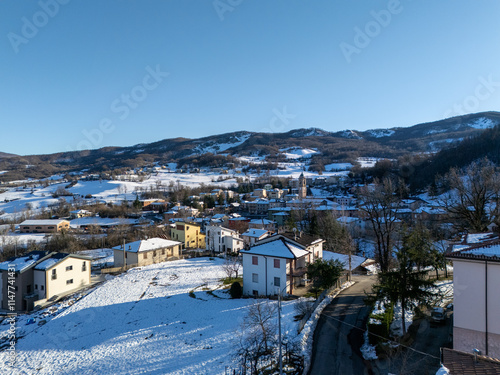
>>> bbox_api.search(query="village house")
[248,219,276,232]
[69,209,93,219]
[170,222,205,249]
[113,237,182,268]
[205,225,244,254]
[241,228,270,248]
[446,240,500,359]
[0,251,91,311]
[241,234,324,297]
[19,219,70,233]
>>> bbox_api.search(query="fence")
[297,275,348,333]
[100,263,139,274]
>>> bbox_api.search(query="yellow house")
[170,222,205,249]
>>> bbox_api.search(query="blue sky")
[1,0,499,156]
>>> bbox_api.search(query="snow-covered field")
[0,160,350,221]
[0,258,303,375]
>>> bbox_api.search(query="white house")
[241,228,270,247]
[205,225,244,254]
[241,234,323,297]
[446,240,500,359]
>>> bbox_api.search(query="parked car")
[430,307,446,324]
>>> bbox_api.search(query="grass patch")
[221,277,243,285]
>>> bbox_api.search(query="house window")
[35,226,42,229]
[66,265,73,271]
[48,226,55,229]
[66,279,73,285]
[162,249,165,255]
[26,285,31,293]
[35,284,38,290]
[252,273,258,283]
[51,269,57,280]
[143,253,147,259]
[274,259,280,269]
[252,256,258,265]
[274,277,280,287]
[253,290,258,297]
[82,261,87,272]
[41,285,44,291]
[153,251,157,257]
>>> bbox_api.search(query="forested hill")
[1,111,499,182]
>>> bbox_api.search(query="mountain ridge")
[1,111,499,182]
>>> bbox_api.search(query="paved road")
[308,275,377,375]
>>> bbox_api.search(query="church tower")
[298,173,307,199]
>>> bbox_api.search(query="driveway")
[308,275,377,375]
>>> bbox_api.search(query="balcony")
[290,267,306,277]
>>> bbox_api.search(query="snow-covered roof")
[242,229,268,238]
[249,219,274,225]
[461,244,500,257]
[113,238,182,253]
[243,238,309,259]
[70,217,138,228]
[464,232,494,244]
[34,253,90,271]
[0,253,42,272]
[20,219,68,226]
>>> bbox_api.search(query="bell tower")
[298,173,306,199]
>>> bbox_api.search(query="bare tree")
[222,256,242,279]
[440,158,500,232]
[234,301,278,372]
[358,178,402,272]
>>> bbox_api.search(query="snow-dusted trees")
[440,158,500,232]
[358,178,402,272]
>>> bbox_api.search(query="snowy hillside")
[0,258,303,375]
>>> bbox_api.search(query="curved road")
[308,275,376,375]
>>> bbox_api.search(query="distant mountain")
[0,152,17,158]
[0,111,499,182]
[408,120,500,191]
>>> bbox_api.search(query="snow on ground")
[324,163,352,171]
[279,147,318,159]
[356,157,379,168]
[0,233,48,250]
[323,251,368,271]
[77,248,114,268]
[468,117,496,130]
[191,134,251,155]
[360,331,378,360]
[0,258,302,375]
[390,302,415,337]
[367,129,395,138]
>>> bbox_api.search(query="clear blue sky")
[1,0,499,155]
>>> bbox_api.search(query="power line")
[323,314,441,360]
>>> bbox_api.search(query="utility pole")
[123,238,126,269]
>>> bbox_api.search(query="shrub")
[229,282,243,299]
